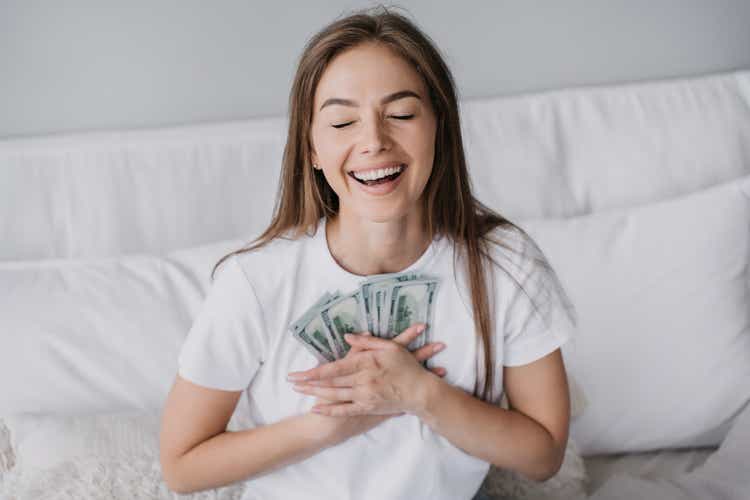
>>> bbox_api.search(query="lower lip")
[349,166,407,196]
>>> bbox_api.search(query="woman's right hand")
[313,324,446,445]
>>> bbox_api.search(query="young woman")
[160,6,578,500]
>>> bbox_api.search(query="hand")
[303,324,446,444]
[288,323,446,417]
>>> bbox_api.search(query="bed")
[1,68,749,499]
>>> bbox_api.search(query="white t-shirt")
[177,217,574,500]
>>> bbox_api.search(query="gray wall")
[1,0,749,139]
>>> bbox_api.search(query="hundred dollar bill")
[359,273,422,335]
[290,290,341,334]
[293,312,338,363]
[363,273,438,338]
[289,291,342,362]
[292,326,335,363]
[385,279,440,349]
[319,290,366,359]
[374,285,391,337]
[291,272,441,364]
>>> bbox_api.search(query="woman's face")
[310,42,438,223]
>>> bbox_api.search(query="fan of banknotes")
[289,272,441,364]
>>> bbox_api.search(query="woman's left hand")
[287,323,444,417]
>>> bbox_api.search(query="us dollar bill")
[290,273,440,363]
[359,272,422,336]
[318,290,366,359]
[289,291,342,362]
[386,279,440,350]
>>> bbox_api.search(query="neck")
[325,206,431,277]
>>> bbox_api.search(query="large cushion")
[1,70,748,260]
[0,239,245,415]
[520,175,750,455]
[0,233,589,419]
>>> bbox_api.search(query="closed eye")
[332,121,354,129]
[332,115,414,129]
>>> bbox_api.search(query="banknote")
[319,290,366,359]
[292,326,335,363]
[359,272,422,335]
[289,272,440,363]
[385,279,440,350]
[289,291,342,363]
[290,291,341,334]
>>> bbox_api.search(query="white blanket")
[588,401,750,500]
[0,411,587,500]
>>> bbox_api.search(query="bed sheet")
[584,447,716,495]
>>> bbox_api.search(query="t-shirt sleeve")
[177,254,266,391]
[498,230,576,367]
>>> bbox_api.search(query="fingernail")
[434,343,445,352]
[287,373,307,382]
[417,324,426,333]
[344,333,353,340]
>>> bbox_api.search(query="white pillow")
[0,239,244,415]
[0,231,589,419]
[0,411,587,500]
[519,175,750,455]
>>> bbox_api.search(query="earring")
[313,163,319,170]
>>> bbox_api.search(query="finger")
[344,330,373,356]
[391,323,427,348]
[311,402,362,417]
[344,333,399,351]
[412,342,446,362]
[429,366,447,377]
[307,374,357,388]
[287,357,357,382]
[293,384,354,401]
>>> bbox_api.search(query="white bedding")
[587,401,750,499]
[0,412,588,500]
[585,447,716,495]
[2,406,748,499]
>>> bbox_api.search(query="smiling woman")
[160,4,578,500]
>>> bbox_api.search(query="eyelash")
[332,115,414,129]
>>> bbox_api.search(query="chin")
[353,204,413,224]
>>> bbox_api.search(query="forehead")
[314,43,426,105]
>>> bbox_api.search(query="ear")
[309,142,320,169]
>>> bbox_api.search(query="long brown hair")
[211,5,577,402]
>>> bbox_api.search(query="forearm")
[413,375,564,482]
[167,412,340,494]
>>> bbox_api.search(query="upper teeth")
[352,164,405,181]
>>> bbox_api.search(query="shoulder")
[486,223,579,328]
[483,223,546,282]
[216,227,317,296]
[231,234,305,271]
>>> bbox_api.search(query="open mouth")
[348,164,407,186]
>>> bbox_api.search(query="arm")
[160,375,371,494]
[415,349,570,481]
[290,339,570,482]
[161,327,447,494]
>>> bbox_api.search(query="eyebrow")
[319,90,421,111]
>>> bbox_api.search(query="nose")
[359,114,391,154]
